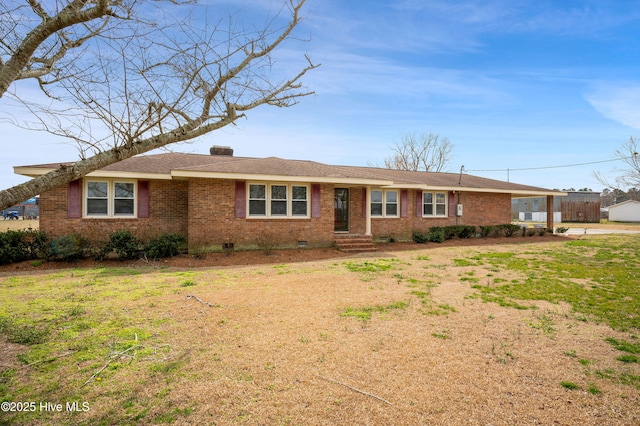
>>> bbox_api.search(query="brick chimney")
[210,145,233,156]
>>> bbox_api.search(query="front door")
[334,188,349,232]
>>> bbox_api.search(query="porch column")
[365,186,372,236]
[546,195,554,231]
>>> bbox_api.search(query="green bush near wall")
[0,228,186,265]
[0,229,48,265]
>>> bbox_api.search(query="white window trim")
[371,189,399,218]
[247,182,310,219]
[422,191,448,218]
[84,179,137,218]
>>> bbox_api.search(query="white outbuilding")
[608,200,640,222]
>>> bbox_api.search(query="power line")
[465,156,633,173]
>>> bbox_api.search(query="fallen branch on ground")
[24,351,76,368]
[318,376,393,406]
[186,294,219,307]
[82,345,141,387]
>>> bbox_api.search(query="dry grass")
[1,236,639,425]
[0,219,38,232]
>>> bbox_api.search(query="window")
[423,191,447,217]
[87,182,108,215]
[385,191,398,216]
[370,190,398,217]
[292,186,308,216]
[114,182,135,215]
[249,184,266,216]
[85,180,136,217]
[271,185,287,216]
[248,183,309,218]
[371,190,383,216]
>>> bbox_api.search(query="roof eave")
[384,183,565,197]
[13,166,55,177]
[170,170,394,186]
[511,190,568,198]
[13,166,173,181]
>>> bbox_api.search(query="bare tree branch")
[0,0,318,210]
[377,132,454,172]
[594,136,640,191]
[0,0,122,97]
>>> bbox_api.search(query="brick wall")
[187,179,335,250]
[39,178,514,249]
[349,189,512,241]
[39,180,188,242]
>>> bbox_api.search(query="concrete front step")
[334,234,377,252]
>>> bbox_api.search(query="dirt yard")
[0,219,38,232]
[155,239,638,425]
[1,233,638,425]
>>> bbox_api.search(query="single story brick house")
[15,146,563,251]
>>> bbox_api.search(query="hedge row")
[0,228,186,265]
[0,228,48,265]
[412,225,477,244]
[412,224,550,244]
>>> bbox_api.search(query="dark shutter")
[362,188,367,218]
[235,180,246,218]
[311,184,321,218]
[449,191,456,217]
[137,180,150,218]
[416,191,422,217]
[67,180,82,218]
[400,189,408,218]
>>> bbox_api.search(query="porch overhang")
[382,183,566,198]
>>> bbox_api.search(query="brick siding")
[360,189,512,241]
[187,179,335,250]
[39,178,513,250]
[39,180,188,242]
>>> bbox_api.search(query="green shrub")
[412,231,429,244]
[479,225,494,238]
[501,224,522,237]
[103,230,140,260]
[428,227,446,243]
[49,235,83,262]
[0,229,48,265]
[443,225,462,240]
[458,226,476,239]
[556,227,569,234]
[144,234,186,259]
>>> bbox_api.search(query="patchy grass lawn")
[469,235,640,330]
[0,235,639,425]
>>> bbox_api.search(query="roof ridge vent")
[210,146,233,156]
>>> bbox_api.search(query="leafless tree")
[594,136,640,191]
[382,132,453,172]
[0,0,318,210]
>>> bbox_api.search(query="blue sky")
[3,0,640,193]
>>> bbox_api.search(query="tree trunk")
[0,119,230,210]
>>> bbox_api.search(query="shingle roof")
[16,152,562,195]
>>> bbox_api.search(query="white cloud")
[585,83,640,130]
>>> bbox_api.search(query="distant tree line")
[600,188,640,207]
